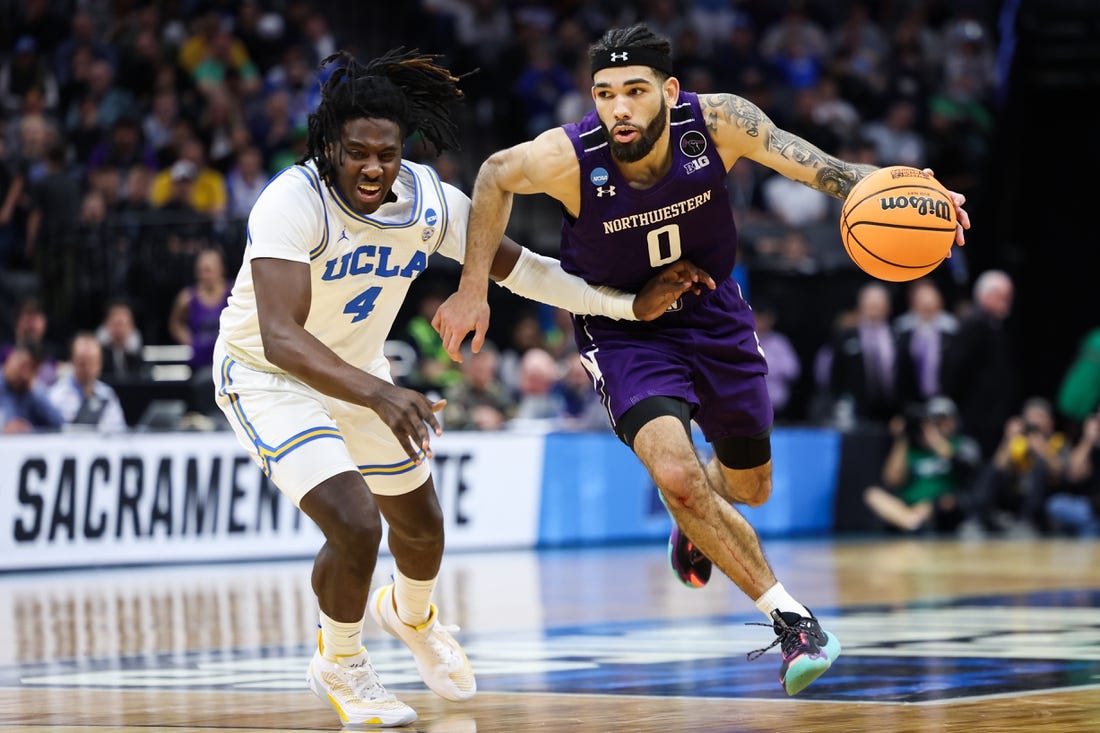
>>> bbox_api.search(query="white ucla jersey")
[218,158,469,372]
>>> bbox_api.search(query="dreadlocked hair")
[299,48,465,185]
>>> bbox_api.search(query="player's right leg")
[630,412,841,695]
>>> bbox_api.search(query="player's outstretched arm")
[253,257,442,462]
[435,129,578,362]
[481,237,716,323]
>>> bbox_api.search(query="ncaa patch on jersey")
[590,167,609,186]
[425,208,438,226]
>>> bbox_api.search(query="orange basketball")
[839,166,957,282]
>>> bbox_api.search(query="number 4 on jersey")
[344,286,381,323]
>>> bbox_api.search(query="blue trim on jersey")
[329,162,423,228]
[217,356,344,477]
[297,165,330,260]
[421,164,450,253]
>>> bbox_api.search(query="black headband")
[590,47,673,78]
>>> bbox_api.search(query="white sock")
[318,609,364,660]
[394,569,435,626]
[754,582,811,621]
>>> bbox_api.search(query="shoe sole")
[781,632,842,696]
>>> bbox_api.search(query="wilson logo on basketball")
[878,195,953,222]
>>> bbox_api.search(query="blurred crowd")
[0,1,1096,537]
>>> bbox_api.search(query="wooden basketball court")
[2,536,1099,732]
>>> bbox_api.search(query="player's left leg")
[371,479,476,702]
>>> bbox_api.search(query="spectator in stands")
[0,133,26,269]
[1056,326,1100,427]
[0,342,62,433]
[1,296,60,387]
[498,310,553,394]
[96,298,147,381]
[143,89,182,161]
[225,144,268,219]
[150,138,228,218]
[968,396,1067,535]
[760,172,832,227]
[86,115,158,173]
[47,331,127,432]
[1045,408,1100,537]
[67,57,138,130]
[863,396,980,534]
[168,247,230,414]
[25,140,82,331]
[860,98,926,168]
[940,269,1019,459]
[510,347,566,426]
[829,281,899,425]
[442,341,515,431]
[399,285,463,393]
[893,277,957,405]
[753,300,802,422]
[192,25,262,98]
[0,35,60,115]
[554,351,607,431]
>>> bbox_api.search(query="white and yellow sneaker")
[307,639,417,729]
[369,583,476,702]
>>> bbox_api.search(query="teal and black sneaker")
[749,609,842,696]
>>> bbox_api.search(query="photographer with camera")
[967,396,1068,536]
[1044,409,1100,537]
[863,397,981,534]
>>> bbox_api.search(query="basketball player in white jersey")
[214,49,711,728]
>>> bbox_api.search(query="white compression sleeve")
[496,247,638,321]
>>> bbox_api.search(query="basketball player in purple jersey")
[436,23,971,695]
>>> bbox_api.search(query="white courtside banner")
[0,431,545,571]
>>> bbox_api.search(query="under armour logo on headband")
[591,46,673,77]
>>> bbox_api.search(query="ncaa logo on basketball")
[679,130,707,157]
[590,167,610,186]
[683,155,711,175]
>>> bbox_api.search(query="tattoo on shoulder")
[699,93,763,138]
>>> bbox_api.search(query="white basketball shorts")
[212,342,431,506]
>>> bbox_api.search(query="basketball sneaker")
[307,641,417,728]
[668,524,712,588]
[369,583,476,702]
[748,609,842,696]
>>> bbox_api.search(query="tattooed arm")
[699,92,876,200]
[699,92,970,244]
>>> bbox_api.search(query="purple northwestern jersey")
[559,91,771,442]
